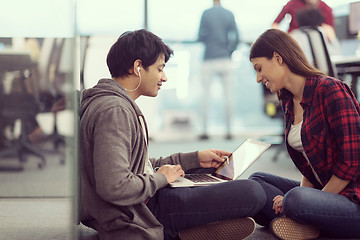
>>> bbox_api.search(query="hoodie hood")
[80,78,143,119]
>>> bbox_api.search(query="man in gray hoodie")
[79,29,266,240]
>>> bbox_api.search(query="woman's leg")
[283,187,360,238]
[249,172,300,226]
[147,179,266,239]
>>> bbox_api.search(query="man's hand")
[157,164,185,183]
[198,149,232,168]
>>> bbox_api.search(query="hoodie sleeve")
[91,105,168,206]
[149,152,201,172]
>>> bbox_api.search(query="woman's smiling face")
[251,53,286,93]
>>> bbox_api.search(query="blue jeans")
[147,179,266,240]
[249,172,360,238]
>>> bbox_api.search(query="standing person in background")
[272,0,334,34]
[198,0,239,140]
[248,28,360,240]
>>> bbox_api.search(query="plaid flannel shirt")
[282,76,360,203]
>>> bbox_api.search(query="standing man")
[198,0,240,140]
[79,29,266,240]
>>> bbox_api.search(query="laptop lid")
[213,139,271,180]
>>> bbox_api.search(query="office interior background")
[0,0,359,239]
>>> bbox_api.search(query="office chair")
[36,38,67,156]
[40,37,89,164]
[299,26,338,78]
[0,74,46,170]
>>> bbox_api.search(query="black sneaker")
[179,217,256,240]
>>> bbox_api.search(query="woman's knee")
[283,187,313,220]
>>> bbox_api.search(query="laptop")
[169,139,271,188]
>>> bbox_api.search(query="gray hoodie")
[79,78,200,239]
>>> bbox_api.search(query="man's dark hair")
[296,8,325,28]
[107,29,174,78]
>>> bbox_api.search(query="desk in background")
[331,55,360,100]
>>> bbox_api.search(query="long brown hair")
[249,29,325,99]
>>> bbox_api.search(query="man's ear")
[273,52,283,65]
[133,59,142,76]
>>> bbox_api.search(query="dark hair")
[107,29,173,78]
[296,8,325,27]
[249,29,325,99]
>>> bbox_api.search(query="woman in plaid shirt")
[248,29,360,240]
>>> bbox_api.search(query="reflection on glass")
[0,36,76,194]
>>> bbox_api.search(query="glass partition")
[0,0,77,239]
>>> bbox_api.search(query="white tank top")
[288,121,323,186]
[288,121,304,152]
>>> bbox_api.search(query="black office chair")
[34,38,67,156]
[0,76,46,170]
[46,38,67,147]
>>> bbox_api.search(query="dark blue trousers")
[249,172,360,239]
[147,179,266,240]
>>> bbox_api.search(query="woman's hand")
[273,195,284,215]
[198,149,232,168]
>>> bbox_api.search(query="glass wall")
[0,0,77,239]
[0,0,76,193]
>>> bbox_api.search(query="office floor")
[0,137,358,240]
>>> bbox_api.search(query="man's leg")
[147,179,266,239]
[199,61,213,139]
[219,59,234,139]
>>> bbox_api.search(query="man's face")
[305,0,319,7]
[139,54,167,97]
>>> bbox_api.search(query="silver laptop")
[169,139,271,188]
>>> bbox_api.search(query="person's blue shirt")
[198,5,240,60]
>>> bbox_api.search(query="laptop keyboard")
[184,174,220,183]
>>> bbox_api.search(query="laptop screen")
[214,139,271,180]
